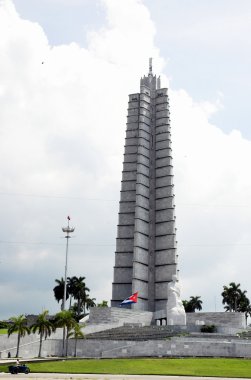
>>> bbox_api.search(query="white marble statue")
[166,274,186,325]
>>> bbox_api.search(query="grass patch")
[1,358,251,377]
[0,329,7,334]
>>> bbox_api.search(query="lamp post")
[62,216,75,311]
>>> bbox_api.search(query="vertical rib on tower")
[111,60,177,312]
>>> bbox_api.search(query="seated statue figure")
[166,274,186,325]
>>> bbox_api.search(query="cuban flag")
[120,292,138,306]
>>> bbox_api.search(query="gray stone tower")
[111,59,178,312]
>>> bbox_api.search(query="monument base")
[166,311,186,326]
[86,307,246,334]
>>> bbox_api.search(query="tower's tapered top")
[148,57,153,76]
[141,58,161,91]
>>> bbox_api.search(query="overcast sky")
[0,0,251,319]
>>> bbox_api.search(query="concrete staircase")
[86,325,179,341]
[85,324,244,342]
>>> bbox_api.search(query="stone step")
[85,324,243,342]
[86,325,177,341]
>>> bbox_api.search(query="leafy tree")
[182,296,203,312]
[0,321,9,329]
[53,277,69,310]
[97,300,108,307]
[55,310,77,356]
[31,310,55,357]
[69,296,96,322]
[222,282,243,312]
[67,323,85,357]
[7,315,30,357]
[69,303,84,322]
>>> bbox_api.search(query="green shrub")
[0,321,9,329]
[200,324,217,333]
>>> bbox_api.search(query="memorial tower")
[111,60,178,312]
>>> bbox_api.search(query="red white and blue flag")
[120,292,138,306]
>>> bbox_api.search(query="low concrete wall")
[6,336,251,359]
[81,337,251,358]
[186,312,246,328]
[0,333,40,358]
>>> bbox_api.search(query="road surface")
[0,374,248,380]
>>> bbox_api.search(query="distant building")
[111,59,178,312]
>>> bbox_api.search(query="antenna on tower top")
[149,57,153,75]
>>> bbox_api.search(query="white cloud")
[171,89,251,309]
[0,0,250,319]
[0,0,163,318]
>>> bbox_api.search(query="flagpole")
[62,216,75,311]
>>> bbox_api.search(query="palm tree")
[68,276,90,319]
[31,310,55,357]
[67,323,85,357]
[67,276,76,309]
[182,296,202,312]
[85,296,96,313]
[189,296,203,311]
[236,291,251,325]
[55,310,77,356]
[53,277,69,310]
[182,299,192,312]
[7,315,30,357]
[222,282,242,312]
[243,304,251,326]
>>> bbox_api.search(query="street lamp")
[62,216,75,311]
